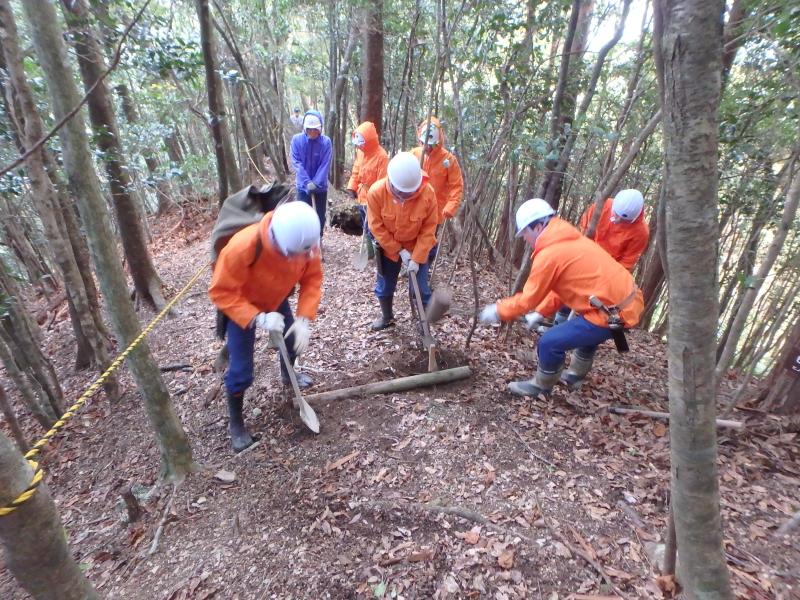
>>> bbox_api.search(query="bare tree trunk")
[655,0,733,597]
[116,83,174,214]
[23,0,195,481]
[0,0,116,384]
[327,19,359,189]
[60,0,167,310]
[196,0,240,203]
[715,160,800,383]
[758,316,800,414]
[0,432,99,600]
[0,384,27,451]
[0,335,54,428]
[361,0,384,134]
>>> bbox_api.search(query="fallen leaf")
[653,422,667,437]
[325,450,360,471]
[214,469,236,484]
[498,548,515,569]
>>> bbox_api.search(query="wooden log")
[608,406,744,430]
[305,366,472,404]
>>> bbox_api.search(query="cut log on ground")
[304,366,471,404]
[608,406,744,430]
[328,203,362,235]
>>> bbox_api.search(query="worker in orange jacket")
[346,121,389,237]
[209,202,323,451]
[367,152,438,330]
[410,117,464,224]
[479,198,643,397]
[541,189,650,326]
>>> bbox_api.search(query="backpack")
[211,183,292,339]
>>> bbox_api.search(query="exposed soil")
[1,197,798,599]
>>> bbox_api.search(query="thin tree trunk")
[0,384,27,451]
[0,334,54,429]
[361,0,384,134]
[0,0,116,384]
[196,0,240,203]
[0,431,99,600]
[23,0,195,481]
[715,159,800,383]
[60,0,167,310]
[655,0,733,597]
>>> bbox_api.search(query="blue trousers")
[375,251,431,305]
[537,315,614,372]
[358,204,372,239]
[297,189,327,238]
[224,298,298,394]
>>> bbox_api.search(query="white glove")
[479,303,500,324]
[408,260,420,273]
[523,312,545,331]
[285,317,311,355]
[399,249,412,266]
[254,311,285,333]
[306,181,317,192]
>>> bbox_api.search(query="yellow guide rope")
[0,263,209,517]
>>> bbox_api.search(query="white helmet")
[418,123,440,146]
[270,201,320,256]
[611,189,644,222]
[387,152,423,193]
[303,114,322,130]
[515,198,555,237]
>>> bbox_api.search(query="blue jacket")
[290,110,332,192]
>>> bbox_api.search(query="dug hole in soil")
[0,197,797,599]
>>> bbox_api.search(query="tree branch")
[0,0,153,178]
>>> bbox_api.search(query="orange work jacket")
[498,218,643,328]
[580,198,650,271]
[367,177,438,265]
[410,117,464,223]
[208,212,323,328]
[346,122,389,206]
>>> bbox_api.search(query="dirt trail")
[1,205,797,599]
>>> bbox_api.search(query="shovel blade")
[298,399,320,433]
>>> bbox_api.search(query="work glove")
[408,260,420,273]
[442,202,458,219]
[254,311,285,333]
[479,303,500,325]
[285,317,311,355]
[399,249,412,266]
[346,189,357,199]
[523,312,545,331]
[306,182,318,192]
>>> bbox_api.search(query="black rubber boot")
[371,297,395,330]
[226,391,254,453]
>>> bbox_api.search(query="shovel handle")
[409,271,431,339]
[270,331,303,401]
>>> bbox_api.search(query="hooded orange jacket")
[410,117,464,223]
[208,213,323,328]
[580,198,650,271]
[498,217,643,328]
[367,177,438,265]
[346,122,389,206]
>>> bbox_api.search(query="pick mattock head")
[425,287,453,325]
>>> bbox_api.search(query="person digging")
[209,201,323,452]
[478,198,644,396]
[367,151,438,331]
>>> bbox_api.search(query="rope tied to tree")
[0,262,209,517]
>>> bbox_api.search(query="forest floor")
[1,196,798,600]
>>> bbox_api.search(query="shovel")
[351,231,369,270]
[270,331,320,433]
[409,270,438,372]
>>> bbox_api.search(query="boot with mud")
[226,391,255,452]
[508,364,563,398]
[560,350,594,390]
[371,296,395,330]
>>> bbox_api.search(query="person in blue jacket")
[290,110,332,239]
